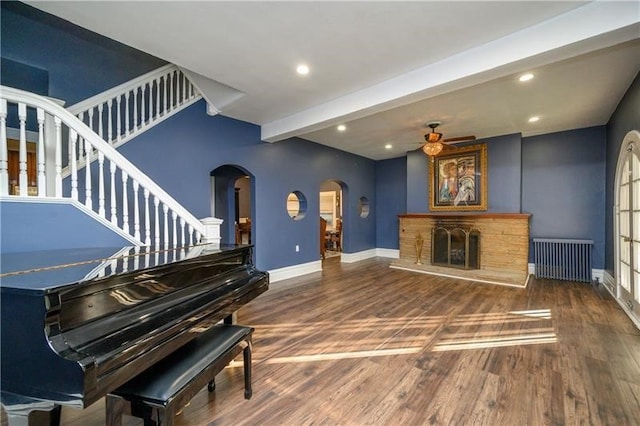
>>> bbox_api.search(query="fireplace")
[395,214,530,286]
[432,225,480,269]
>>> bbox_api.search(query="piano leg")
[1,393,61,426]
[243,340,253,399]
[223,311,237,324]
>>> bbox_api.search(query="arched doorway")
[614,130,640,325]
[320,179,346,260]
[210,165,254,245]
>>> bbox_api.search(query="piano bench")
[105,324,254,426]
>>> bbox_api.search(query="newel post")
[200,217,223,247]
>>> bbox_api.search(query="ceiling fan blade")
[440,144,457,153]
[443,135,476,144]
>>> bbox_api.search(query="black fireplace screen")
[432,226,480,269]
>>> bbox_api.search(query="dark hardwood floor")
[3,257,640,425]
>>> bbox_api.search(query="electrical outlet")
[295,245,299,252]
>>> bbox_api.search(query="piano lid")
[0,244,241,291]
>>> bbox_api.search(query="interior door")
[618,146,640,317]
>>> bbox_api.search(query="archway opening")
[320,179,346,260]
[210,165,254,245]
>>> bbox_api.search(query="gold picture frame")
[429,143,487,211]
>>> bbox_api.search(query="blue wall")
[0,2,165,105]
[1,57,49,95]
[605,72,640,273]
[0,201,130,253]
[117,103,377,270]
[405,134,523,213]
[406,149,430,212]
[522,127,606,268]
[486,134,522,213]
[375,157,407,249]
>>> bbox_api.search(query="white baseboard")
[592,269,604,284]
[268,260,322,283]
[528,263,535,275]
[267,248,397,282]
[341,249,378,263]
[376,248,399,259]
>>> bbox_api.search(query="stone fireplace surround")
[391,213,531,287]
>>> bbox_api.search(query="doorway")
[615,130,640,323]
[7,138,37,195]
[320,180,343,259]
[210,165,254,246]
[235,176,251,244]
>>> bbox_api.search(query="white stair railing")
[68,64,200,147]
[0,85,206,248]
[66,64,201,171]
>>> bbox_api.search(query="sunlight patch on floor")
[251,308,556,362]
[257,347,423,364]
[432,332,557,351]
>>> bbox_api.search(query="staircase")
[0,65,220,249]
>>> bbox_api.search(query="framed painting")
[429,143,487,211]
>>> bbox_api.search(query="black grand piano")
[0,243,268,423]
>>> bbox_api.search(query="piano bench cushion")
[111,324,253,405]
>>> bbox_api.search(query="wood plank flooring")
[3,257,640,425]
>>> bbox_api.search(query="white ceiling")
[27,1,640,160]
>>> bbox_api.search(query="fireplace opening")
[432,226,480,269]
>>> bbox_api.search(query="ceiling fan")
[422,121,476,156]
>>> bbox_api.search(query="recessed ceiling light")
[528,116,540,123]
[385,144,393,150]
[519,73,534,82]
[337,124,346,132]
[296,64,309,75]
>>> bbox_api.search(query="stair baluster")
[18,103,27,196]
[37,108,46,196]
[98,152,105,218]
[84,137,92,209]
[54,116,62,197]
[133,180,140,241]
[144,189,151,246]
[70,129,78,200]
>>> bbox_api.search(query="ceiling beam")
[261,2,640,143]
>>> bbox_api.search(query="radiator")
[533,238,593,282]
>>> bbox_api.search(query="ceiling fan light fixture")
[422,141,443,156]
[425,131,443,143]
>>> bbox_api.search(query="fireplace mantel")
[391,213,531,287]
[399,213,530,219]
